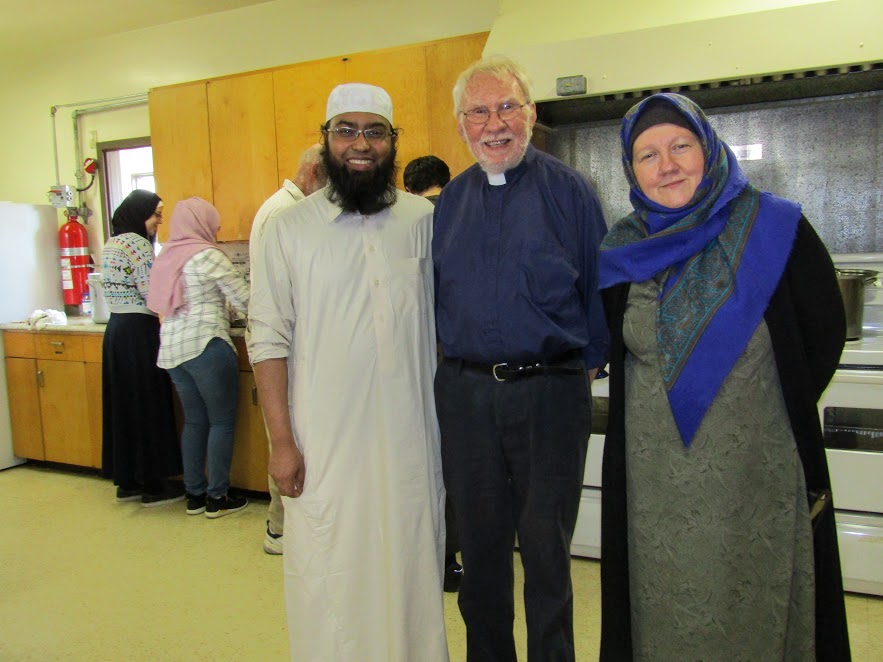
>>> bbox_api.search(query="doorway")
[96,137,153,240]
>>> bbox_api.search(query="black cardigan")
[599,218,852,661]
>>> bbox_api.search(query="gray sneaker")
[263,521,283,555]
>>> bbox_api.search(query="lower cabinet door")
[85,362,103,469]
[5,357,44,460]
[229,371,270,492]
[38,359,93,467]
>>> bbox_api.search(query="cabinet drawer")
[82,334,104,363]
[35,334,85,361]
[3,331,36,358]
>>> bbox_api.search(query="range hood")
[484,0,883,125]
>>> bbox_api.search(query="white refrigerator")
[0,203,64,469]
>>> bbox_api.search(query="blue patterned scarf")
[600,93,801,445]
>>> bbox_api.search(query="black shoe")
[444,561,463,592]
[186,492,206,515]
[205,494,248,519]
[141,484,185,508]
[116,486,142,502]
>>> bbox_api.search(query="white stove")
[840,331,883,366]
[823,252,883,596]
[835,252,883,363]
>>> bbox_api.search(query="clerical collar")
[486,172,507,186]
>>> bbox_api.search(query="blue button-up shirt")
[433,146,609,368]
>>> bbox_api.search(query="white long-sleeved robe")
[248,189,448,662]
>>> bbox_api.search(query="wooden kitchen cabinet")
[149,32,488,243]
[5,356,44,460]
[229,336,269,492]
[37,359,93,467]
[3,327,268,487]
[273,57,347,185]
[230,371,269,492]
[342,43,431,189]
[2,331,102,468]
[84,362,103,468]
[148,81,213,244]
[425,32,488,178]
[207,72,279,242]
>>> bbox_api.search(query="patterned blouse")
[101,232,156,315]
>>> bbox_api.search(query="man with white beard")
[432,56,608,662]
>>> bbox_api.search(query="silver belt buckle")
[492,362,508,382]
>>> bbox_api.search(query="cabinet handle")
[252,385,258,406]
[50,341,64,346]
[37,370,44,387]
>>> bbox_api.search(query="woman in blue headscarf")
[598,93,850,661]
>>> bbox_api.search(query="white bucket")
[87,272,110,324]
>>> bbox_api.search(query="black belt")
[444,349,584,383]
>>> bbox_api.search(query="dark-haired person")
[404,154,451,204]
[599,93,850,660]
[100,189,182,506]
[248,83,448,661]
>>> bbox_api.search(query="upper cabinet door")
[274,57,346,187]
[425,32,489,179]
[207,72,278,242]
[343,45,430,191]
[148,82,213,243]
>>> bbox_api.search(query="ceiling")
[0,0,273,57]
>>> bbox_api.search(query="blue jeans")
[168,337,239,499]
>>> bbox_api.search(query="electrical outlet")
[556,75,587,96]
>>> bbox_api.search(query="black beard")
[322,141,398,215]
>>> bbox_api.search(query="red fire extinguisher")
[59,212,91,307]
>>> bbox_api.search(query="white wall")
[3,0,880,254]
[0,0,499,254]
[487,0,882,101]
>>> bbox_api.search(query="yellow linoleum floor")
[0,464,880,661]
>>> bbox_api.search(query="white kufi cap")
[325,83,394,125]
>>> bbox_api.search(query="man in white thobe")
[248,83,448,662]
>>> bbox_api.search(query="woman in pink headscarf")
[148,197,250,519]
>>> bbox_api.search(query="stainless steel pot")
[836,269,878,340]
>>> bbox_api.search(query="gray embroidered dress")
[622,276,815,661]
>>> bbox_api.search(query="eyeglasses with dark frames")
[324,125,395,142]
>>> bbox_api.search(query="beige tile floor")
[0,464,880,661]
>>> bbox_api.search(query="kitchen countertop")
[0,317,246,337]
[0,316,107,334]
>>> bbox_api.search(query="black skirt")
[101,312,181,486]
